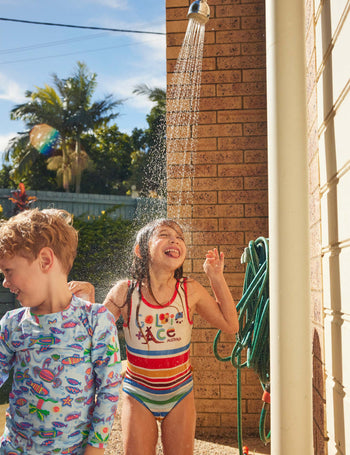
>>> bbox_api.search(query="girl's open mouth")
[165,248,180,258]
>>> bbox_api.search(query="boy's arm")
[87,306,122,449]
[191,248,239,334]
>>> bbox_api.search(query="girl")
[70,218,238,455]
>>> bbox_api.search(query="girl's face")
[148,224,186,271]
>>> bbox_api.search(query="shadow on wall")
[312,329,326,455]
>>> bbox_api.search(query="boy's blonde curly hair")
[0,208,78,275]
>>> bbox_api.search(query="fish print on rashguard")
[0,296,122,454]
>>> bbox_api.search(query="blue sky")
[0,0,166,160]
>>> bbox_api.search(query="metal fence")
[0,188,168,220]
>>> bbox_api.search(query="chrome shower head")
[187,0,210,25]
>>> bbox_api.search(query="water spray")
[187,0,210,25]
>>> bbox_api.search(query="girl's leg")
[160,391,196,455]
[121,392,159,455]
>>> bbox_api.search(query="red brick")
[193,231,245,245]
[192,205,217,218]
[193,150,244,164]
[218,109,267,123]
[192,164,217,177]
[207,17,241,31]
[244,121,267,136]
[216,4,265,18]
[242,15,266,30]
[244,149,267,162]
[219,217,268,232]
[197,123,242,137]
[243,95,267,108]
[245,203,268,217]
[217,82,266,97]
[219,135,267,151]
[166,20,188,34]
[244,175,268,189]
[198,111,217,124]
[201,70,242,84]
[167,7,189,21]
[199,96,242,110]
[218,163,267,177]
[217,55,266,70]
[219,190,268,204]
[193,176,243,191]
[242,42,266,55]
[203,43,241,58]
[216,30,265,44]
[243,69,266,82]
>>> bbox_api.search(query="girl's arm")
[103,280,128,321]
[190,248,239,334]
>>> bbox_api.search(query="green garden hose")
[213,237,270,455]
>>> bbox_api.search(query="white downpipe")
[266,0,313,453]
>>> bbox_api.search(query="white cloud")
[0,132,15,157]
[103,73,166,113]
[87,0,129,9]
[0,74,25,103]
[132,34,166,62]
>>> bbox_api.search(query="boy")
[0,208,122,455]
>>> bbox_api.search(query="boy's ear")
[39,247,54,272]
[134,244,142,258]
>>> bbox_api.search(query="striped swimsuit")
[122,279,193,420]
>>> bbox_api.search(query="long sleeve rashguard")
[0,295,122,454]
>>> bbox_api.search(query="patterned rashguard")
[123,279,193,420]
[0,295,122,454]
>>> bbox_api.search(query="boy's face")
[0,254,47,312]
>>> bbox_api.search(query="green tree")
[79,125,133,194]
[6,62,121,192]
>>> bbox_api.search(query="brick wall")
[166,0,268,437]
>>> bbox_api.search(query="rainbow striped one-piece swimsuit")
[122,279,193,420]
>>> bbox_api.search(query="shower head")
[187,0,210,25]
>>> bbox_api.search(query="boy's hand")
[203,248,224,278]
[68,281,95,303]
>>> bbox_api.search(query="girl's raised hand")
[203,248,224,277]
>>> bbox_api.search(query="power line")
[0,37,161,65]
[0,17,166,36]
[0,32,109,55]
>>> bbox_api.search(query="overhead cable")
[0,17,166,36]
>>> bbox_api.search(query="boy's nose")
[2,276,9,288]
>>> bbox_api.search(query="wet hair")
[0,208,78,275]
[123,218,186,329]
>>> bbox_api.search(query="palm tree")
[7,62,121,192]
[59,62,121,192]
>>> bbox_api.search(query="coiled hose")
[213,237,270,455]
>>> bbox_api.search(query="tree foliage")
[5,62,121,192]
